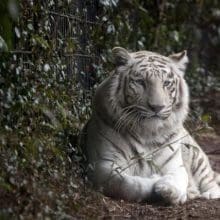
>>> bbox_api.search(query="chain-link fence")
[12,0,99,90]
[4,0,101,123]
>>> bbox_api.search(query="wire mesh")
[13,0,99,90]
[10,0,100,118]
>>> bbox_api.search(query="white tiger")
[82,47,220,204]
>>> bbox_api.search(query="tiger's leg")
[91,160,160,202]
[182,135,220,199]
[154,148,188,204]
[190,147,220,199]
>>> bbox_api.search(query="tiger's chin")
[140,112,175,135]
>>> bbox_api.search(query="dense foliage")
[0,0,220,218]
[97,0,220,95]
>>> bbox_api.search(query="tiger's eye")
[135,79,143,84]
[135,79,146,87]
[163,80,171,87]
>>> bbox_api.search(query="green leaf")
[0,36,8,52]
[201,114,211,123]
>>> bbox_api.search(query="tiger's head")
[95,47,189,134]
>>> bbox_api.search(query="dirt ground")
[76,198,220,219]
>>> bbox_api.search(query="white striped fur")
[82,47,220,204]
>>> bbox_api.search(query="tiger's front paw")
[154,176,187,204]
[201,186,220,199]
[187,186,200,200]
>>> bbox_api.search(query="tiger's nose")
[148,103,165,113]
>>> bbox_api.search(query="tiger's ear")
[169,50,189,73]
[112,47,131,66]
